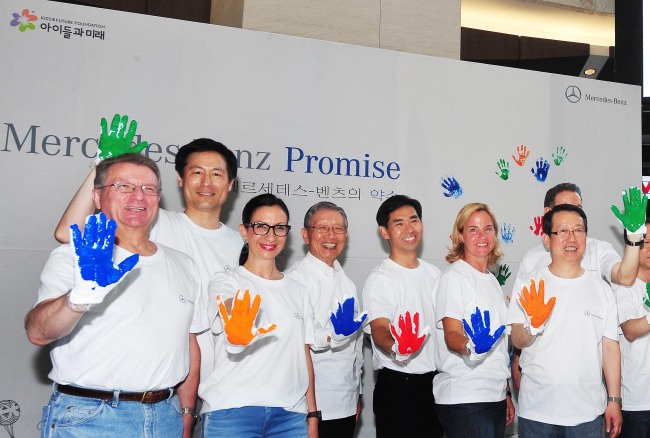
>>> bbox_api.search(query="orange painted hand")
[512,144,531,166]
[217,289,277,347]
[518,279,556,335]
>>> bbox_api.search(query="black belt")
[57,384,175,403]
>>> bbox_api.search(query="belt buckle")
[141,391,148,403]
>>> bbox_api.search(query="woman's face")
[240,205,289,263]
[460,210,496,264]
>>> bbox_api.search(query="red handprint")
[512,145,531,166]
[389,311,429,355]
[529,215,543,235]
[642,181,650,195]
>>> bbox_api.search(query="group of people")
[23,114,650,438]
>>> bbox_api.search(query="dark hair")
[543,183,582,208]
[174,138,238,182]
[376,195,422,228]
[239,193,290,265]
[303,201,348,229]
[542,204,588,235]
[94,153,161,189]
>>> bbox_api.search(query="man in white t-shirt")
[286,202,365,437]
[362,195,443,438]
[614,211,650,437]
[27,154,208,438]
[508,204,622,437]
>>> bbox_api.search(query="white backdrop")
[0,1,641,436]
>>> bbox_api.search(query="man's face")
[543,210,587,265]
[639,233,650,271]
[301,209,347,267]
[379,205,422,255]
[545,190,583,213]
[178,151,233,215]
[92,162,160,232]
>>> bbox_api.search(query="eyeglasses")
[98,182,162,197]
[246,222,291,237]
[307,225,347,235]
[549,228,586,238]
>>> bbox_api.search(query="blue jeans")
[201,406,307,438]
[621,410,650,437]
[436,400,506,438]
[518,415,604,437]
[41,390,182,437]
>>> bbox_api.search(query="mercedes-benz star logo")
[565,85,581,103]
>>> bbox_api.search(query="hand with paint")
[642,181,650,195]
[500,223,515,244]
[98,113,149,160]
[69,212,139,305]
[218,289,276,350]
[611,187,648,237]
[531,158,550,182]
[512,145,530,166]
[529,215,543,236]
[462,307,505,364]
[644,283,650,309]
[495,264,511,286]
[441,176,463,199]
[552,146,568,166]
[389,311,430,362]
[518,279,556,335]
[329,296,368,344]
[495,159,510,181]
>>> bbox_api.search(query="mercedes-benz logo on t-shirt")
[565,85,581,103]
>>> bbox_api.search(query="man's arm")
[305,345,319,438]
[25,294,84,346]
[610,244,640,286]
[620,315,650,343]
[177,334,200,438]
[368,318,394,355]
[602,336,622,438]
[54,168,97,244]
[509,323,537,350]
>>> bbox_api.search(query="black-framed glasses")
[97,182,162,197]
[246,222,291,237]
[549,228,586,238]
[307,225,347,235]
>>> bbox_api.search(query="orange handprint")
[217,289,277,346]
[518,279,556,332]
[512,145,531,166]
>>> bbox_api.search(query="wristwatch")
[180,407,198,422]
[607,396,622,407]
[624,229,645,247]
[306,410,322,422]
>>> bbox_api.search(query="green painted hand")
[98,114,148,160]
[644,283,650,308]
[495,159,509,181]
[495,264,511,286]
[552,146,568,166]
[611,187,648,234]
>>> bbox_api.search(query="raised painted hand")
[98,114,149,160]
[389,311,430,361]
[500,223,515,244]
[531,158,550,182]
[217,289,277,346]
[611,187,648,234]
[552,146,568,166]
[495,159,510,180]
[512,145,530,166]
[330,296,368,337]
[495,264,511,286]
[441,176,463,199]
[69,212,139,305]
[529,215,543,235]
[462,307,505,354]
[518,279,556,335]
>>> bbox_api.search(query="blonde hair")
[446,202,503,267]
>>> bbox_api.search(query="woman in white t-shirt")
[432,203,514,437]
[199,193,318,438]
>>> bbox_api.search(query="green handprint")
[495,264,511,286]
[644,283,650,308]
[98,114,149,160]
[611,187,648,233]
[495,159,509,181]
[552,146,568,166]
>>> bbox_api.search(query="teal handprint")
[495,159,509,181]
[552,146,568,166]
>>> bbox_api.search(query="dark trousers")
[373,368,443,438]
[319,415,357,438]
[437,400,506,438]
[622,410,650,438]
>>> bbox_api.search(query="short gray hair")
[303,202,348,229]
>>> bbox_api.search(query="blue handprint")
[441,176,463,199]
[462,307,505,354]
[531,158,550,182]
[71,212,139,288]
[500,223,515,244]
[330,296,368,336]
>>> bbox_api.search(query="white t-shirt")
[150,209,243,381]
[286,252,363,420]
[506,267,618,426]
[432,260,510,404]
[615,278,650,411]
[199,266,314,414]
[362,258,440,374]
[37,244,207,391]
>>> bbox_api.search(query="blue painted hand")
[330,296,368,337]
[462,307,505,355]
